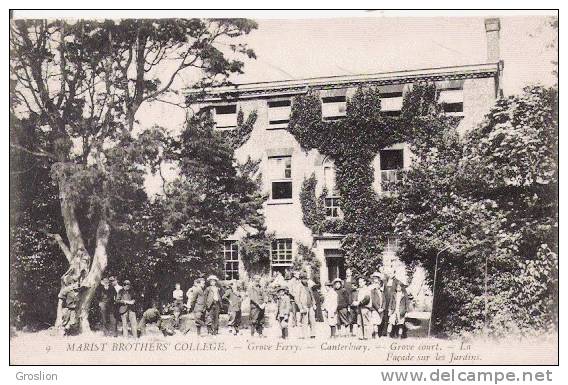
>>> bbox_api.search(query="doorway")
[325,249,345,281]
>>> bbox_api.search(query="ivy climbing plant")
[288,83,460,276]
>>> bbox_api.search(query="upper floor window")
[379,84,404,117]
[268,99,292,128]
[380,149,404,192]
[268,156,292,200]
[384,236,400,254]
[271,238,293,271]
[322,95,347,120]
[437,80,464,115]
[222,240,239,280]
[323,157,341,218]
[214,104,237,130]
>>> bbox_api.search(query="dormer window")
[379,84,404,117]
[214,104,237,130]
[268,99,292,128]
[437,80,464,115]
[322,95,347,120]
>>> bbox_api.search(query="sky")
[139,14,558,194]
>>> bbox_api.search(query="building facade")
[192,19,503,284]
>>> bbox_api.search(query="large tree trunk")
[54,173,111,334]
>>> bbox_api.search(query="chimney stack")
[484,18,501,63]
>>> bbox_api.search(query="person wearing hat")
[204,275,222,335]
[388,281,409,339]
[322,281,339,338]
[172,283,184,329]
[59,275,80,335]
[286,270,302,328]
[186,277,206,336]
[97,277,117,336]
[297,273,316,339]
[352,275,372,340]
[275,286,291,339]
[248,274,267,337]
[370,272,386,339]
[332,278,350,336]
[116,279,138,338]
[222,282,243,335]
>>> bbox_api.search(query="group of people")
[275,269,409,340]
[58,267,410,340]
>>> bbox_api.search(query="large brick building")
[192,18,504,284]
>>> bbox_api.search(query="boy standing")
[172,283,184,329]
[116,279,138,338]
[204,275,221,335]
[186,278,206,336]
[248,275,267,337]
[275,286,291,339]
[322,281,339,338]
[223,282,243,335]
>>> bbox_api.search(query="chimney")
[484,18,501,63]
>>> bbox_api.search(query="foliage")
[288,84,459,276]
[9,18,258,331]
[395,85,558,336]
[293,242,322,285]
[159,110,270,280]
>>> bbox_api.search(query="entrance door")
[325,249,345,281]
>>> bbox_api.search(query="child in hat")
[275,286,292,339]
[204,275,221,335]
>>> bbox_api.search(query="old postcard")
[9,10,558,365]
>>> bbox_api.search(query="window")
[268,156,292,200]
[325,197,341,218]
[437,80,464,115]
[380,149,404,192]
[268,99,292,128]
[323,158,341,217]
[380,84,404,117]
[322,95,346,120]
[214,104,237,129]
[222,240,239,280]
[271,239,293,271]
[384,236,400,254]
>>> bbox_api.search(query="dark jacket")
[248,284,267,309]
[222,288,242,313]
[188,286,205,314]
[335,287,350,309]
[203,286,222,309]
[97,285,115,306]
[371,286,386,313]
[116,288,135,314]
[388,291,409,318]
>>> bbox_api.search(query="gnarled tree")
[9,18,257,333]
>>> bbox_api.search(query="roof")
[190,62,501,101]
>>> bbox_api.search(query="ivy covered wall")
[288,83,461,276]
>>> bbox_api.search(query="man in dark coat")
[223,282,243,335]
[333,278,351,336]
[116,279,138,338]
[248,275,267,337]
[370,272,386,338]
[204,275,222,335]
[97,277,117,336]
[297,273,316,339]
[186,277,206,335]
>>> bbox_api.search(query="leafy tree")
[9,18,257,332]
[396,85,558,336]
[158,110,270,280]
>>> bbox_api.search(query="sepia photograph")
[8,9,558,366]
